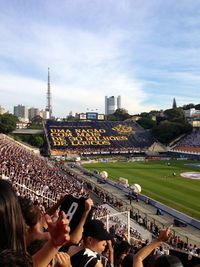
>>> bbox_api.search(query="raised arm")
[70,198,93,244]
[107,240,114,266]
[32,211,70,267]
[133,227,171,267]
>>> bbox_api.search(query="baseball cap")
[83,219,112,241]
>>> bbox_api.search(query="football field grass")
[82,160,200,220]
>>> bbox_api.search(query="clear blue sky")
[0,0,199,117]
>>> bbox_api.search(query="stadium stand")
[44,120,155,156]
[0,133,200,266]
[171,128,200,155]
[0,133,150,243]
[0,133,84,205]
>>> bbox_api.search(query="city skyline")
[0,0,200,117]
[105,95,121,115]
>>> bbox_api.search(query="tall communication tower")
[46,68,52,118]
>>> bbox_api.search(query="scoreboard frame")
[79,112,105,121]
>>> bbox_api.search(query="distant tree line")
[0,113,18,133]
[106,108,131,121]
[105,107,193,144]
[0,103,198,146]
[0,113,45,148]
[13,134,45,148]
[135,108,193,144]
[182,103,200,110]
[16,116,45,148]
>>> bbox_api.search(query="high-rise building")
[39,109,49,120]
[14,105,29,121]
[105,95,121,115]
[117,95,121,109]
[28,107,40,121]
[0,105,6,115]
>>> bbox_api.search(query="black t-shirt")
[60,195,93,233]
[71,248,98,267]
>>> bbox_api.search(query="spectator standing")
[133,227,183,267]
[70,219,112,267]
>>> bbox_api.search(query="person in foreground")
[133,227,183,267]
[70,219,113,267]
[0,179,70,267]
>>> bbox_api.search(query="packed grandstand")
[171,128,200,156]
[44,120,157,156]
[1,130,200,266]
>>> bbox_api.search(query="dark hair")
[147,255,160,267]
[117,241,131,254]
[19,197,41,228]
[155,255,183,267]
[114,240,131,267]
[0,249,33,267]
[0,180,26,252]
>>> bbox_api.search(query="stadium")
[0,118,200,266]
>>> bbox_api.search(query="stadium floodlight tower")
[45,67,53,119]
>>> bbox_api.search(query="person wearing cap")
[70,219,113,267]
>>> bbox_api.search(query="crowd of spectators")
[0,134,84,206]
[87,186,200,258]
[0,133,200,266]
[76,165,200,258]
[172,128,200,153]
[93,205,143,242]
[176,128,200,148]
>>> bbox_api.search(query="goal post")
[97,210,130,242]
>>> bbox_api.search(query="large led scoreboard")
[79,112,105,121]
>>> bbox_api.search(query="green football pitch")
[82,160,200,220]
